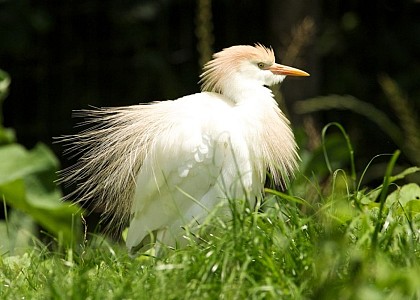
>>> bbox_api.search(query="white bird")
[60,44,309,255]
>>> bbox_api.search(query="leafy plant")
[0,70,81,255]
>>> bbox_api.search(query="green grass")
[1,158,420,300]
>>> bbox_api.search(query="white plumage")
[60,44,309,254]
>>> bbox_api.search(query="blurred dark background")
[1,0,419,180]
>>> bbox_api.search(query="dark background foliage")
[1,0,419,176]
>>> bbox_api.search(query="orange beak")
[268,63,310,77]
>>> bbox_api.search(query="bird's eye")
[257,62,265,69]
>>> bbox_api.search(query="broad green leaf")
[0,69,14,145]
[0,69,10,129]
[0,127,15,145]
[0,179,81,244]
[0,143,58,184]
[359,168,420,206]
[405,200,420,213]
[0,69,10,104]
[386,183,420,211]
[0,143,82,245]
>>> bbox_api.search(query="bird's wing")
[126,95,234,251]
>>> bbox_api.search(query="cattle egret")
[61,44,309,255]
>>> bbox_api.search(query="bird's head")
[200,44,309,97]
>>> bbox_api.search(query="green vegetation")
[1,161,419,299]
[0,70,82,255]
[1,70,419,299]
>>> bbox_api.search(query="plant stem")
[371,150,400,249]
